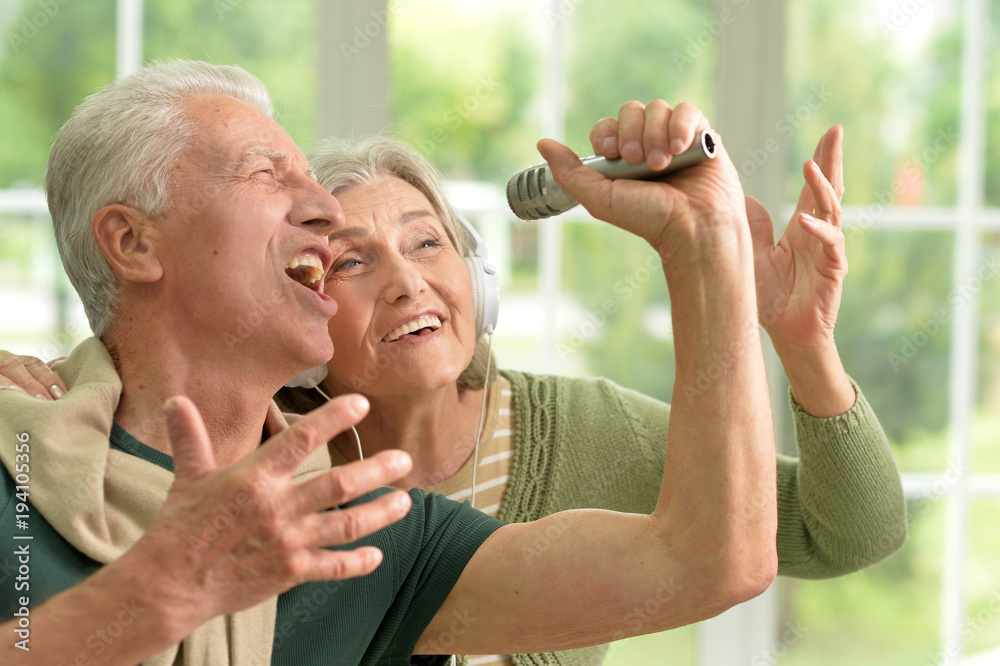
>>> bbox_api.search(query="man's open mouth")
[285,252,325,292]
[383,315,443,342]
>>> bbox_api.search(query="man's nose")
[292,177,346,237]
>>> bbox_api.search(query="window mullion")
[115,0,143,79]
[941,0,990,662]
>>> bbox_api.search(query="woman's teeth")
[285,253,324,289]
[384,315,442,342]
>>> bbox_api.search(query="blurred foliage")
[561,223,675,403]
[2,0,1000,662]
[0,0,317,190]
[387,1,541,181]
[837,230,955,449]
[986,0,1000,206]
[143,0,317,149]
[562,0,715,152]
[785,0,961,207]
[0,1,115,188]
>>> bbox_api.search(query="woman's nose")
[382,255,426,304]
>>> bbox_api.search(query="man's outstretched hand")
[135,393,414,635]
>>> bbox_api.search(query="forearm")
[0,552,188,665]
[655,228,778,589]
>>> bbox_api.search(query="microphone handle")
[508,129,716,220]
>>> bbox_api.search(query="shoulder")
[497,369,669,519]
[500,368,670,437]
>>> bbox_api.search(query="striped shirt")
[426,377,516,666]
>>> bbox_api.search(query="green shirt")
[1,423,505,666]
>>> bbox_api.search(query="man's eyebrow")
[234,147,289,171]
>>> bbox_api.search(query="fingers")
[617,100,648,163]
[665,102,708,157]
[538,138,615,221]
[642,100,671,169]
[795,125,845,214]
[803,160,843,230]
[164,396,217,481]
[300,486,413,548]
[0,354,65,400]
[798,214,847,269]
[744,196,776,255]
[308,546,386,582]
[293,449,413,515]
[815,125,844,199]
[798,213,845,246]
[590,116,621,158]
[591,100,710,169]
[256,394,369,477]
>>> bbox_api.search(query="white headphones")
[460,215,500,339]
[285,215,499,390]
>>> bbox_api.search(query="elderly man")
[0,60,780,665]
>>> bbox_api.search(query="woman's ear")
[92,204,163,283]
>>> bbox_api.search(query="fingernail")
[670,138,685,154]
[394,491,412,511]
[35,393,50,401]
[347,395,369,418]
[50,385,65,400]
[162,397,179,414]
[0,384,29,396]
[648,149,668,170]
[389,450,413,474]
[602,137,617,155]
[622,140,642,161]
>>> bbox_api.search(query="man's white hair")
[44,60,274,339]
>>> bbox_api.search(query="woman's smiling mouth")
[383,315,443,342]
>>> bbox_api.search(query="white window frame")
[2,0,999,663]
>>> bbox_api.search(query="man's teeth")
[384,315,442,342]
[285,253,324,288]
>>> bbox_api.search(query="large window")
[1,1,998,663]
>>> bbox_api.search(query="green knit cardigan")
[482,369,907,666]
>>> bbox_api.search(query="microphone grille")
[506,165,567,221]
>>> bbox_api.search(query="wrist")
[655,209,751,263]
[108,538,207,644]
[773,339,855,417]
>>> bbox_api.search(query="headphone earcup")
[285,364,329,389]
[464,256,485,338]
[458,216,499,338]
[465,255,499,338]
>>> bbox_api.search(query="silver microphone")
[506,129,717,221]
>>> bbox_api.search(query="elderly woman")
[3,111,906,666]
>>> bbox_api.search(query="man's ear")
[92,204,164,283]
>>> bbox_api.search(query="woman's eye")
[418,238,441,249]
[326,259,359,282]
